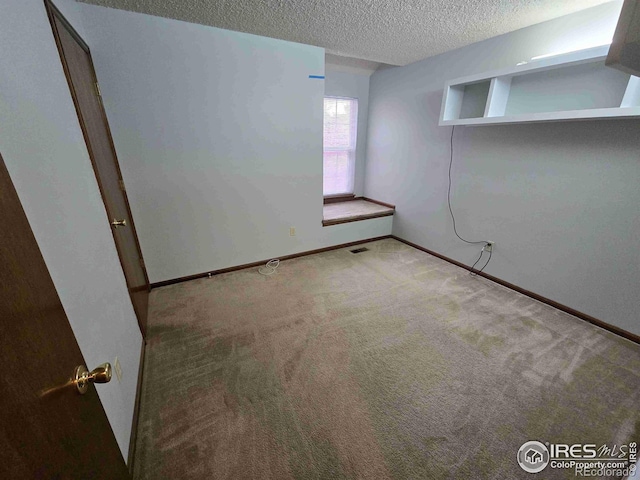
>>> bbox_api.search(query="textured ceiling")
[77,0,613,66]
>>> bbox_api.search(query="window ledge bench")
[322,197,395,227]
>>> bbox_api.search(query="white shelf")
[439,45,640,126]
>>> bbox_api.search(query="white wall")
[0,0,142,459]
[324,67,371,196]
[79,4,392,284]
[365,1,640,336]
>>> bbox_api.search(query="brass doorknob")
[111,219,126,227]
[74,363,112,394]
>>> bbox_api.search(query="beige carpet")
[133,238,640,479]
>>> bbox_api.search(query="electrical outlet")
[289,227,296,236]
[485,241,494,252]
[114,356,123,382]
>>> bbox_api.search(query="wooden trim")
[360,197,396,209]
[127,339,146,473]
[323,195,397,210]
[323,194,355,204]
[392,235,640,345]
[44,1,89,51]
[48,0,151,293]
[322,210,394,227]
[46,0,150,338]
[150,235,393,289]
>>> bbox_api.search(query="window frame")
[322,95,359,197]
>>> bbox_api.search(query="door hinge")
[95,82,102,97]
[118,179,126,191]
[139,258,145,268]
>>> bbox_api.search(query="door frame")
[45,0,150,337]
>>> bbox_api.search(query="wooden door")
[0,153,130,479]
[46,1,150,337]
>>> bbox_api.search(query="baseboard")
[360,197,396,209]
[392,235,640,345]
[127,339,147,473]
[150,235,393,289]
[323,194,355,204]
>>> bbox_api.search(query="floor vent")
[350,247,369,254]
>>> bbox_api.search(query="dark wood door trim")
[45,0,150,337]
[45,0,90,51]
[127,340,146,473]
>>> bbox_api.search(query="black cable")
[469,248,492,276]
[448,125,494,274]
[479,249,492,273]
[447,125,486,245]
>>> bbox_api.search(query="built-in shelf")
[439,45,640,126]
[322,198,395,227]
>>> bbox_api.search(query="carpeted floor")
[133,238,640,479]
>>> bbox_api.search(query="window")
[323,97,358,196]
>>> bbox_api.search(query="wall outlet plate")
[485,242,494,252]
[114,356,123,382]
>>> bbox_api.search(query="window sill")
[323,194,355,204]
[322,197,395,227]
